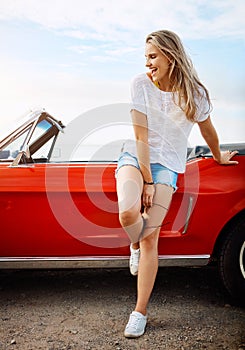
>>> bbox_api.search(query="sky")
[0,0,244,146]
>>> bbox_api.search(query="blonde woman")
[116,30,238,338]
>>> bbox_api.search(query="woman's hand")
[198,118,239,166]
[215,150,239,165]
[143,184,155,208]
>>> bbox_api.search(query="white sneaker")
[124,311,147,338]
[129,244,140,276]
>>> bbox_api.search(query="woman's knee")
[119,210,138,227]
[140,230,159,251]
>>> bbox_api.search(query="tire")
[219,215,245,305]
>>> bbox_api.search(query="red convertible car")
[0,109,244,303]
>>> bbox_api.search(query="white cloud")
[69,44,97,55]
[0,55,130,134]
[105,47,139,57]
[0,0,244,41]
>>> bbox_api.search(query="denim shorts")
[116,152,178,191]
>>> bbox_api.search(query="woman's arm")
[131,109,155,207]
[131,109,152,182]
[198,116,238,165]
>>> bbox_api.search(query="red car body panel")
[0,154,244,258]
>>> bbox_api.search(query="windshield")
[0,118,53,160]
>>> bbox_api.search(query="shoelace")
[130,250,140,266]
[128,314,141,330]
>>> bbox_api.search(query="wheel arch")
[211,209,245,262]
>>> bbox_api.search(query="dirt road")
[0,267,244,350]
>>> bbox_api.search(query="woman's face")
[145,42,170,90]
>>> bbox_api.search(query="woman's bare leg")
[116,165,144,245]
[135,184,174,315]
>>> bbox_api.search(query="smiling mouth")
[151,68,158,76]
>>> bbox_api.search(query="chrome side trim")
[182,196,194,234]
[0,255,210,269]
[159,254,210,266]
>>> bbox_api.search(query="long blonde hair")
[146,30,212,122]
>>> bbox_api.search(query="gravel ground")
[0,267,244,350]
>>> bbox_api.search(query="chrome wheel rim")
[239,241,245,279]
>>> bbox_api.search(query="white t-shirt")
[122,73,210,173]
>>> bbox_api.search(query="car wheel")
[219,215,245,304]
